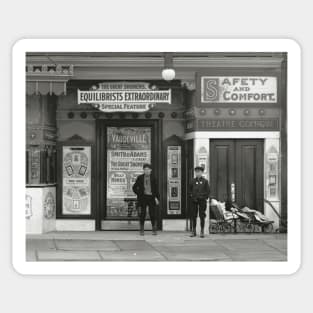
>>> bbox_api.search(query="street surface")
[26,231,287,262]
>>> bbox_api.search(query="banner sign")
[78,82,171,112]
[106,127,151,218]
[167,146,182,215]
[197,118,280,131]
[201,76,277,103]
[62,146,91,215]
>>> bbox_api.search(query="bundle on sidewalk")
[209,199,275,234]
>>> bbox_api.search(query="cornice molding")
[26,56,284,69]
[25,55,284,82]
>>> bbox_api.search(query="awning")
[26,81,67,96]
[26,64,74,96]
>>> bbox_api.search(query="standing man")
[132,163,160,236]
[189,166,210,238]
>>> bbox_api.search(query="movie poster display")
[167,146,182,215]
[62,146,91,215]
[106,127,151,218]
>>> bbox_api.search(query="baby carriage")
[240,206,274,233]
[230,203,255,233]
[209,201,238,233]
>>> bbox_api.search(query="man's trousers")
[191,198,207,230]
[138,195,157,228]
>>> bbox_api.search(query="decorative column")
[26,95,58,234]
[264,138,281,229]
[26,64,73,233]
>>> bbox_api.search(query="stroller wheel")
[236,221,244,233]
[209,223,218,234]
[263,223,274,233]
[245,223,254,233]
[222,223,232,233]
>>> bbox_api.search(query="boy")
[132,164,160,235]
[189,166,210,238]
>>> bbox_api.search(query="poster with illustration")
[106,127,151,218]
[167,146,181,215]
[62,146,91,215]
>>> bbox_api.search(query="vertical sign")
[62,146,91,215]
[106,127,151,218]
[25,194,32,219]
[267,152,279,199]
[195,146,209,179]
[29,148,41,184]
[167,146,182,215]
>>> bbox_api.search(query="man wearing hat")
[132,163,160,236]
[189,166,210,238]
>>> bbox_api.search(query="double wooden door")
[210,139,264,211]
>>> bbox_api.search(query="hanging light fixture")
[162,52,175,81]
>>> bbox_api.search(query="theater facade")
[25,52,287,233]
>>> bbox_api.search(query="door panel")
[235,140,264,211]
[210,139,264,212]
[210,140,235,202]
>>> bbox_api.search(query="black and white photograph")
[12,39,300,273]
[3,0,313,311]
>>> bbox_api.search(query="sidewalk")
[26,231,287,262]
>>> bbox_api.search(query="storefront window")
[106,127,151,219]
[26,146,57,185]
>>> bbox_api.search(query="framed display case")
[57,136,95,218]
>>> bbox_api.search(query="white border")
[12,39,301,275]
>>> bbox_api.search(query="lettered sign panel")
[201,76,277,103]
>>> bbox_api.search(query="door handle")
[231,182,235,202]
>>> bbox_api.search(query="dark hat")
[143,163,152,169]
[194,166,204,172]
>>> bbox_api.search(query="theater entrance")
[96,120,161,230]
[210,139,264,212]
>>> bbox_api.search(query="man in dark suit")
[132,163,160,235]
[189,166,210,238]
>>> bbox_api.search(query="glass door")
[105,126,152,220]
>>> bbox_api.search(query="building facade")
[25,52,287,233]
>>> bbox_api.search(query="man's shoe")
[152,225,157,235]
[140,225,144,236]
[200,229,205,238]
[190,230,196,237]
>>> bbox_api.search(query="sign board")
[167,146,182,215]
[78,82,171,112]
[62,146,91,215]
[197,118,280,131]
[25,194,32,219]
[201,76,277,103]
[266,152,279,199]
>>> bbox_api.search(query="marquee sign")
[201,76,277,103]
[78,82,171,112]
